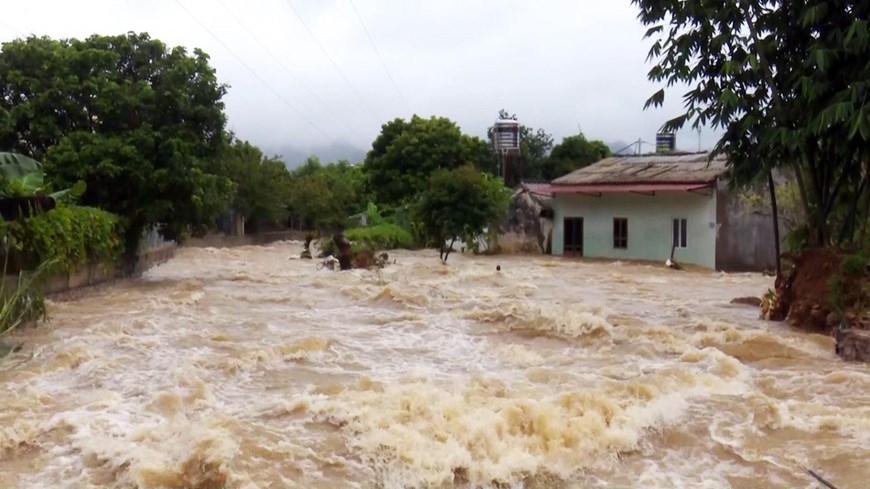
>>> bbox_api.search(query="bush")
[316,223,415,257]
[346,223,415,250]
[3,205,124,273]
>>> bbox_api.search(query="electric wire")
[281,0,383,123]
[347,0,410,113]
[174,0,334,143]
[213,0,331,111]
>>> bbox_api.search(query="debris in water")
[807,469,839,489]
[730,296,762,307]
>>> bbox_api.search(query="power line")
[173,0,334,143]
[281,0,383,124]
[213,0,331,112]
[347,0,410,114]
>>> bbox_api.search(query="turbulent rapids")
[1,242,869,489]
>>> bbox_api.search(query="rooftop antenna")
[614,138,654,155]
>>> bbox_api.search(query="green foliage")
[0,152,85,203]
[3,205,123,273]
[0,152,43,196]
[346,224,414,251]
[363,115,492,206]
[783,225,810,253]
[287,156,369,231]
[545,132,612,180]
[0,255,54,337]
[633,0,870,248]
[0,32,233,250]
[363,202,386,227]
[840,254,866,277]
[738,176,805,232]
[209,136,293,227]
[414,165,511,261]
[828,252,868,315]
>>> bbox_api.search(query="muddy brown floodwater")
[1,242,869,489]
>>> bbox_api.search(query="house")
[542,152,778,272]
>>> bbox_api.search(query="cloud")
[1,0,723,161]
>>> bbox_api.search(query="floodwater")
[1,242,868,489]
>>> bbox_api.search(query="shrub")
[346,223,414,251]
[3,205,124,273]
[316,223,415,257]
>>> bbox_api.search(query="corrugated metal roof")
[545,182,713,194]
[551,152,729,185]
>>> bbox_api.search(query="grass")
[0,252,54,351]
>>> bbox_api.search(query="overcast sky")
[2,0,722,162]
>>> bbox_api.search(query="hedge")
[1,205,124,273]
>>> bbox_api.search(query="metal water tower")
[656,132,676,153]
[492,118,521,184]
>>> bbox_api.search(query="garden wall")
[183,230,308,248]
[1,244,177,300]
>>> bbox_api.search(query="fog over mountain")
[264,142,369,169]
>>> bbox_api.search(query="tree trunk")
[767,170,782,277]
[860,159,870,249]
[442,238,456,263]
[790,160,814,237]
[836,175,866,247]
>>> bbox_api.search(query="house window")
[673,218,687,248]
[613,218,628,249]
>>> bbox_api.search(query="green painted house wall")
[551,190,719,268]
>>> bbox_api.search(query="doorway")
[563,217,584,256]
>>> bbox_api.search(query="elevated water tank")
[493,119,521,152]
[656,132,676,153]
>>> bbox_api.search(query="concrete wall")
[551,190,719,268]
[1,244,177,299]
[715,180,779,272]
[183,230,308,248]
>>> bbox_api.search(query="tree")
[363,115,491,207]
[545,133,612,180]
[286,157,369,231]
[210,136,292,230]
[0,32,233,257]
[486,109,554,183]
[414,164,510,262]
[633,0,870,251]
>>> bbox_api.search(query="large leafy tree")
[633,0,870,250]
[0,32,233,254]
[414,164,510,262]
[363,115,490,207]
[286,156,369,231]
[546,132,612,180]
[210,136,292,230]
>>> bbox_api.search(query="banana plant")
[0,152,85,204]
